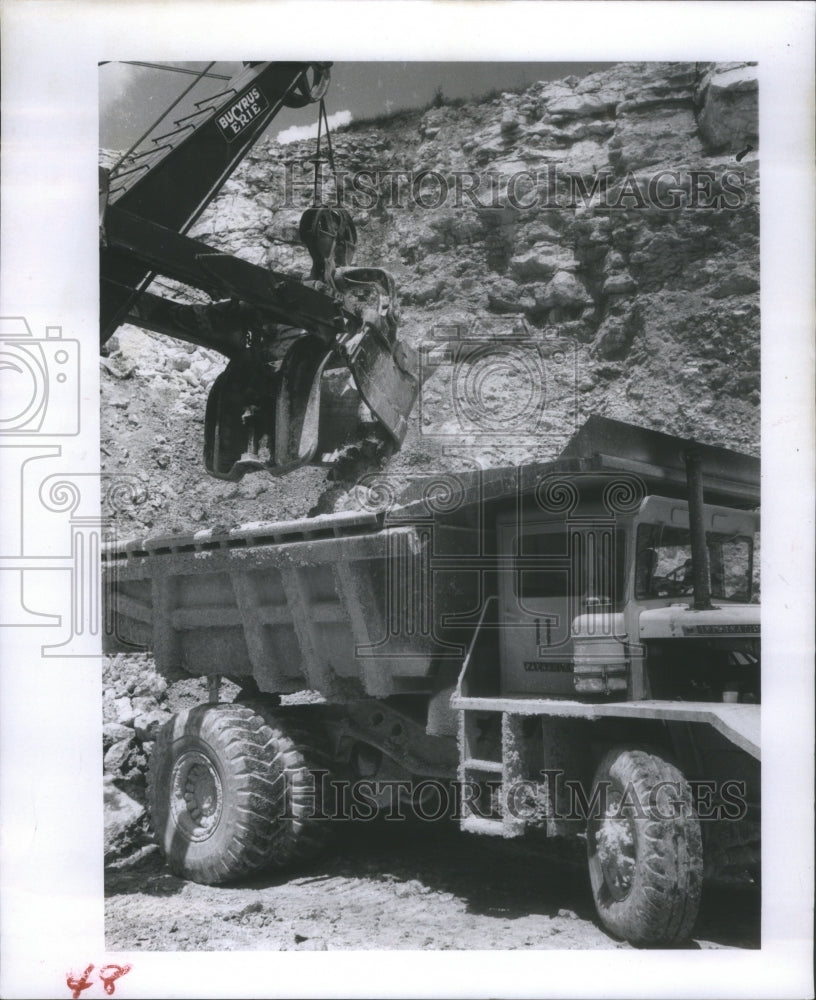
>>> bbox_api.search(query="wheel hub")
[595,791,636,901]
[170,750,223,842]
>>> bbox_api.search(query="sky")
[99,60,614,152]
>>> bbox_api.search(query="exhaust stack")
[684,447,713,611]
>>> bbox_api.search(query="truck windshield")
[636,524,754,602]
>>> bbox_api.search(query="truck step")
[461,814,507,837]
[461,757,503,774]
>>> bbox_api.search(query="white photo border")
[1,2,813,997]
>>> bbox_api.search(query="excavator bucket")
[202,255,418,480]
[344,327,418,447]
[203,330,417,480]
[334,264,418,448]
[204,337,332,480]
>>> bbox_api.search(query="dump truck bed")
[103,509,476,699]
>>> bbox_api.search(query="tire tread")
[587,746,703,946]
[146,701,334,886]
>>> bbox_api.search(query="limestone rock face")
[101,61,759,534]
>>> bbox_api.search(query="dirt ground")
[105,822,760,952]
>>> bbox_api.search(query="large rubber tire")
[147,703,332,884]
[586,746,703,946]
[239,701,335,868]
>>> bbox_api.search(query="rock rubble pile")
[102,654,172,865]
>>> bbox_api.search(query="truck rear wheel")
[586,747,702,946]
[147,703,331,884]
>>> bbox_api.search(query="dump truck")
[103,416,760,946]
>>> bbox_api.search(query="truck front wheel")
[586,747,702,946]
[147,703,330,884]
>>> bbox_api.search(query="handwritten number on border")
[67,964,132,998]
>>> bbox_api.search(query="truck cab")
[496,494,759,704]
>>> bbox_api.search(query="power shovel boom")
[100,61,417,479]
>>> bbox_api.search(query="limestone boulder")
[697,63,758,154]
[509,246,577,282]
[103,775,150,866]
